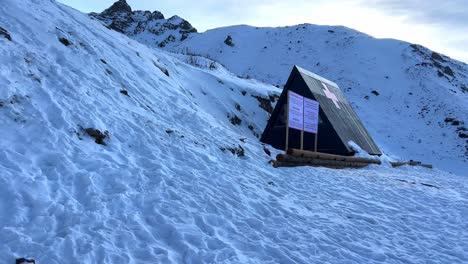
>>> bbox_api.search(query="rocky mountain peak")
[90,0,197,47]
[101,0,132,15]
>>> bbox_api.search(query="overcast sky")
[58,0,468,63]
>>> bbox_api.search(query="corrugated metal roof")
[296,65,382,155]
[295,66,339,88]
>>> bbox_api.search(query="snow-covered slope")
[91,1,467,175]
[1,0,468,263]
[89,0,197,48]
[168,25,468,175]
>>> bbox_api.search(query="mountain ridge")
[89,0,197,47]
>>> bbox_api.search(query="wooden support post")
[300,96,304,150]
[313,105,319,152]
[285,91,290,151]
[300,131,304,150]
[314,132,318,152]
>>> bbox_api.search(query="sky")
[58,0,468,63]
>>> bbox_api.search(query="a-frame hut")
[261,65,382,156]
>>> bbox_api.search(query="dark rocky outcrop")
[90,0,197,47]
[84,128,109,145]
[431,52,445,62]
[153,61,170,76]
[16,258,35,264]
[443,66,455,77]
[0,26,12,41]
[120,89,129,96]
[263,146,271,156]
[158,35,176,48]
[220,145,245,157]
[410,43,461,82]
[252,94,279,114]
[101,0,132,16]
[228,114,242,125]
[224,35,234,47]
[58,37,72,46]
[461,84,467,93]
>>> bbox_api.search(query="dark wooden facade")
[260,65,382,156]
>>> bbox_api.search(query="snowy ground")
[0,0,467,263]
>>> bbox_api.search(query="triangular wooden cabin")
[261,65,382,156]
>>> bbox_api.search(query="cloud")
[359,0,468,62]
[362,0,468,28]
[136,0,269,27]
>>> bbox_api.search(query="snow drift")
[0,0,467,263]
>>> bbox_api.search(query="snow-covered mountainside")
[171,26,468,175]
[92,2,468,175]
[90,0,197,48]
[92,1,468,175]
[1,0,468,263]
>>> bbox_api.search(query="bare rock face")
[0,26,12,41]
[89,0,197,47]
[101,0,132,16]
[224,35,234,47]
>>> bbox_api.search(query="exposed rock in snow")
[101,0,132,16]
[0,26,12,41]
[224,35,234,47]
[89,0,196,47]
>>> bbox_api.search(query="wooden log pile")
[273,149,381,169]
[272,148,432,169]
[390,160,433,169]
